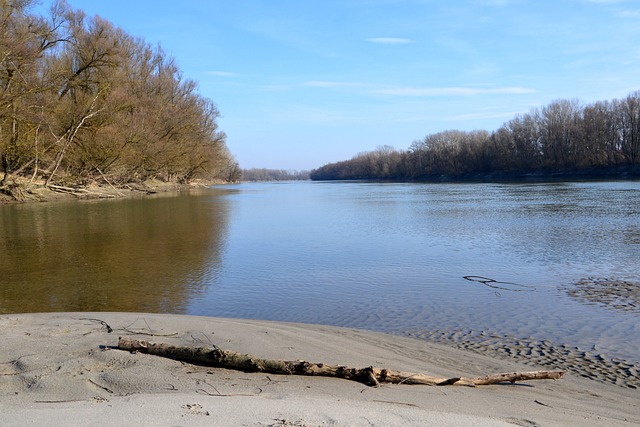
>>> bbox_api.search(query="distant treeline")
[241,168,310,181]
[310,92,640,181]
[1,0,240,190]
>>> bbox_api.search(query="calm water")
[1,181,639,363]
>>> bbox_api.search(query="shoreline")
[0,177,224,205]
[310,163,640,183]
[404,328,639,389]
[1,312,638,425]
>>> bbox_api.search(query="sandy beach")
[0,312,638,426]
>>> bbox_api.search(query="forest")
[0,0,240,198]
[310,92,640,181]
[241,168,310,182]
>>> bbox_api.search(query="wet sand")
[1,312,638,426]
[398,276,640,390]
[563,278,640,314]
[406,329,640,389]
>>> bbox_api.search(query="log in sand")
[117,336,565,387]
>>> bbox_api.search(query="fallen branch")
[117,337,564,387]
[95,167,126,197]
[48,184,116,198]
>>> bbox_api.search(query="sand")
[1,313,638,426]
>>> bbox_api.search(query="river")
[1,181,639,367]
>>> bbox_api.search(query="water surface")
[1,181,638,364]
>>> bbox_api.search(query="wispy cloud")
[396,110,521,123]
[304,81,367,88]
[450,111,524,121]
[372,86,536,96]
[366,37,414,44]
[583,0,624,3]
[618,9,640,18]
[207,71,238,77]
[260,84,294,92]
[474,0,513,6]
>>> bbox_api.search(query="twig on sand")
[120,318,178,337]
[373,400,419,407]
[88,379,114,394]
[79,318,113,333]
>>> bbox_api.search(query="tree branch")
[117,337,565,387]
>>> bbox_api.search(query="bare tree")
[311,93,640,181]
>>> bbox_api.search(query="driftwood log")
[117,337,565,387]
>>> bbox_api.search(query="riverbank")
[311,164,640,183]
[418,164,640,183]
[0,313,637,426]
[0,177,221,204]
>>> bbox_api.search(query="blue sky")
[39,0,640,170]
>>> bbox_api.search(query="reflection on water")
[0,188,232,313]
